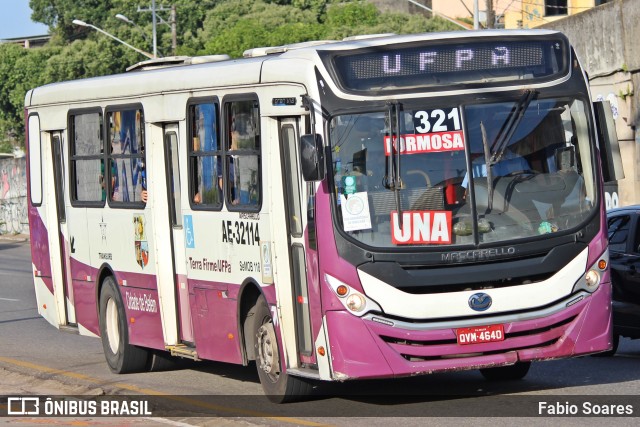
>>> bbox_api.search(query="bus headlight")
[584,269,600,289]
[346,294,366,312]
[325,274,382,316]
[572,249,608,293]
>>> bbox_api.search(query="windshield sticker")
[344,175,357,195]
[391,210,452,245]
[340,192,372,232]
[384,107,464,156]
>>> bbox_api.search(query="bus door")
[279,118,320,368]
[163,124,194,343]
[50,131,76,325]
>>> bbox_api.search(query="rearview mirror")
[300,134,325,182]
[593,101,624,182]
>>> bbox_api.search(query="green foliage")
[325,1,379,27]
[201,0,322,57]
[30,0,115,40]
[1,0,463,148]
[44,39,136,83]
[0,44,61,148]
[203,19,269,58]
[0,44,36,148]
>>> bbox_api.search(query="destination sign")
[323,36,568,93]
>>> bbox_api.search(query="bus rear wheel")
[480,361,531,381]
[253,296,313,403]
[99,277,149,374]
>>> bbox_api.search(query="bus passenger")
[139,161,148,203]
[228,130,240,205]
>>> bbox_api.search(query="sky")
[0,0,49,39]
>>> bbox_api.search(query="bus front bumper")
[324,283,612,380]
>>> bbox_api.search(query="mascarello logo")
[468,292,492,312]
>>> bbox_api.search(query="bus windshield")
[329,96,596,248]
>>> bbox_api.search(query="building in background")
[504,0,613,29]
[428,0,613,29]
[0,34,50,49]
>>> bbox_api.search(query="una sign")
[390,210,452,245]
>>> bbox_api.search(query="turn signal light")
[336,285,349,297]
[598,259,607,270]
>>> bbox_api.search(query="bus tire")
[253,295,313,403]
[479,361,531,381]
[147,350,178,372]
[99,277,149,374]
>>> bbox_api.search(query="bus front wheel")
[479,361,531,381]
[253,295,313,403]
[99,276,149,374]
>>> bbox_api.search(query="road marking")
[0,356,330,426]
[0,297,20,302]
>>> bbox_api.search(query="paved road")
[1,240,640,426]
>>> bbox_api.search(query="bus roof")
[25,29,562,108]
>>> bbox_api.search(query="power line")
[500,0,520,14]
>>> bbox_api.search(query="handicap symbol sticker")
[184,215,195,248]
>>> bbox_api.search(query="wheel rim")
[105,298,120,354]
[256,320,280,383]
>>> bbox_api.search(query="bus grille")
[371,314,577,362]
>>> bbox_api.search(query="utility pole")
[474,0,479,29]
[170,5,177,56]
[486,0,495,29]
[137,1,174,58]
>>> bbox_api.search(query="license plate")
[456,324,505,345]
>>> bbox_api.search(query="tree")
[323,2,459,40]
[0,43,60,151]
[44,38,138,83]
[201,0,322,57]
[30,0,115,40]
[325,1,379,27]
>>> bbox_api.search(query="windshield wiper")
[386,102,404,225]
[489,89,536,166]
[480,121,494,212]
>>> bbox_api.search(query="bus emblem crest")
[134,214,149,269]
[468,293,492,311]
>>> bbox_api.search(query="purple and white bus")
[25,30,623,402]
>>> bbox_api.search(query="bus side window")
[70,111,103,204]
[106,108,146,206]
[224,99,261,210]
[188,100,222,209]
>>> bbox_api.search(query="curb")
[0,234,29,243]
